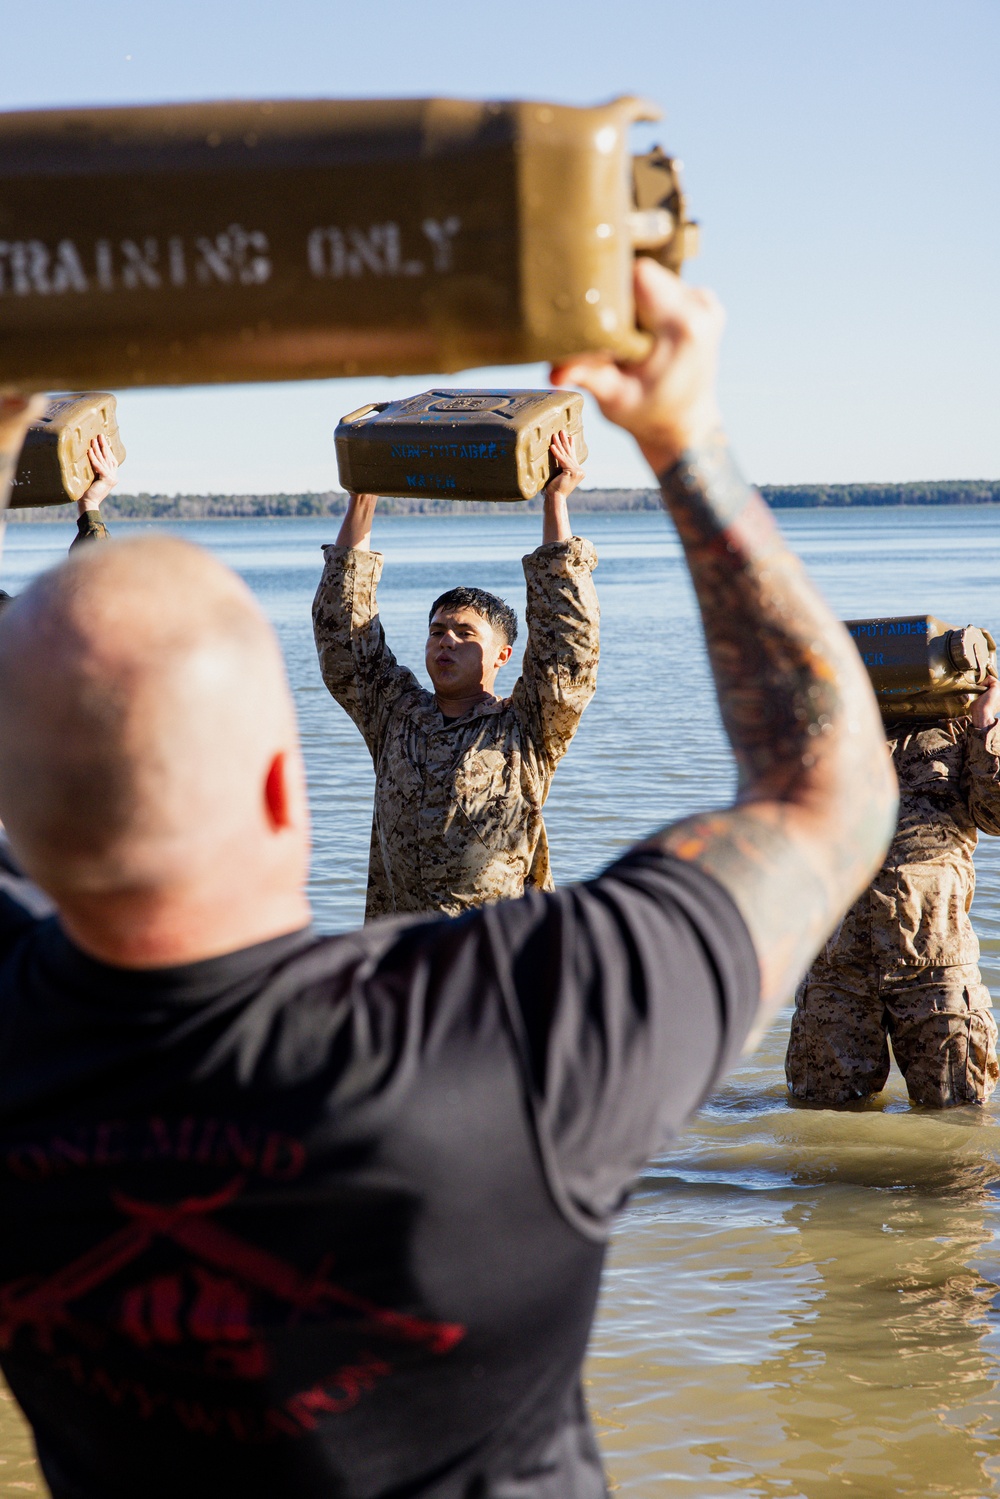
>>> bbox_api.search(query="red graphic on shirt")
[0,1174,465,1436]
[120,1269,268,1379]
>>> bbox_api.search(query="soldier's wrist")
[657,431,756,539]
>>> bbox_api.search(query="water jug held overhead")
[0,96,697,391]
[335,389,587,502]
[846,615,997,719]
[9,393,125,507]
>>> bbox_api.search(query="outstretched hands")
[551,257,724,478]
[78,433,120,515]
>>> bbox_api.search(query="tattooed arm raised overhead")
[553,261,898,1041]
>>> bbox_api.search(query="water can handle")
[339,402,389,425]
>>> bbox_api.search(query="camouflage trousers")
[785,957,999,1107]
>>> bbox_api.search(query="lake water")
[1,505,999,1497]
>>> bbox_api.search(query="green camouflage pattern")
[69,510,110,549]
[786,718,1000,1105]
[312,536,599,919]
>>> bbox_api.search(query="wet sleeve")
[510,538,600,776]
[963,721,1000,835]
[312,544,422,758]
[68,511,110,551]
[485,849,760,1235]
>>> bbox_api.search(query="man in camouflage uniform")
[786,679,1000,1107]
[312,430,599,919]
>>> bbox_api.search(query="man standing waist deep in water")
[312,429,599,918]
[786,675,1000,1107]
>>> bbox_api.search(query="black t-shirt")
[0,848,758,1499]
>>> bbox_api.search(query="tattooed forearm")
[550,260,897,1033]
[646,434,897,1024]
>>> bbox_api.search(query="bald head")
[0,536,309,939]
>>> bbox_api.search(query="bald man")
[0,269,896,1499]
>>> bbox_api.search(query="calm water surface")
[1,506,999,1497]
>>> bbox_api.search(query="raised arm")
[512,434,598,773]
[70,433,118,550]
[541,429,584,544]
[313,493,420,758]
[964,676,1000,835]
[552,260,897,1037]
[336,491,377,551]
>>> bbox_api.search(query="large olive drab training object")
[8,393,125,507]
[0,97,697,391]
[846,615,997,719]
[335,389,587,502]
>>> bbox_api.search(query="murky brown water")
[590,1017,1000,1496]
[2,507,998,1496]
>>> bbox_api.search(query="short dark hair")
[428,586,518,648]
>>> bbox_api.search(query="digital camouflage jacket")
[820,718,1000,971]
[313,537,599,919]
[70,510,109,549]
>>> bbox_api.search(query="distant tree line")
[6,478,1000,522]
[759,479,1000,508]
[4,489,659,520]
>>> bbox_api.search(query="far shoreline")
[6,479,1000,522]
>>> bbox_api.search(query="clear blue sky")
[2,0,997,494]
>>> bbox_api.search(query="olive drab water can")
[9,393,125,507]
[846,615,997,719]
[0,96,696,391]
[335,389,587,502]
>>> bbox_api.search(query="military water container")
[9,393,126,507]
[0,96,697,390]
[846,614,997,719]
[335,389,587,501]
